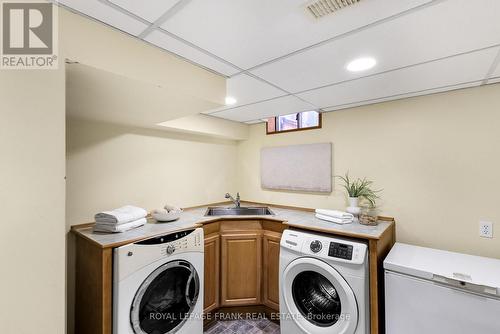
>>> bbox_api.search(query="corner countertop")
[71,202,395,248]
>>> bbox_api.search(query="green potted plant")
[337,172,381,214]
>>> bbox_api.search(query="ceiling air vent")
[306,0,360,19]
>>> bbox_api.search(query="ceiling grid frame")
[204,44,500,120]
[83,0,451,79]
[97,0,323,111]
[52,0,233,77]
[136,0,191,39]
[293,44,500,96]
[482,47,500,85]
[232,0,448,76]
[97,0,243,77]
[56,0,500,124]
[241,77,495,124]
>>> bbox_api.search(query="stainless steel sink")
[205,206,274,216]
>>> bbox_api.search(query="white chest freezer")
[384,243,500,334]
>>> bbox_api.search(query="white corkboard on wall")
[260,143,332,193]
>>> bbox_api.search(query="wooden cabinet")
[221,232,262,306]
[72,209,394,334]
[262,231,281,311]
[74,236,113,334]
[202,220,284,314]
[203,233,220,313]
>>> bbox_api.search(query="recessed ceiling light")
[225,96,237,105]
[346,57,376,72]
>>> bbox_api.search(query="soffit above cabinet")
[66,63,219,127]
[66,63,248,140]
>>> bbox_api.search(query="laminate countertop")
[71,202,395,248]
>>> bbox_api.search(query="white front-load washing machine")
[113,228,204,334]
[280,229,369,334]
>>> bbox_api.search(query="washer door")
[282,257,358,334]
[130,260,200,334]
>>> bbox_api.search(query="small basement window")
[266,111,321,134]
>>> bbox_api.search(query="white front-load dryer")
[113,228,204,334]
[279,229,369,334]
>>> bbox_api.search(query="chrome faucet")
[225,192,241,208]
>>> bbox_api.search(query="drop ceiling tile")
[144,30,239,76]
[490,60,500,80]
[251,0,500,93]
[321,81,483,112]
[108,0,179,23]
[160,0,433,69]
[225,74,287,104]
[488,77,500,85]
[211,95,316,122]
[58,0,147,36]
[297,47,499,109]
[203,73,287,114]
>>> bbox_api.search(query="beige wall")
[0,69,66,333]
[66,119,238,226]
[237,84,500,259]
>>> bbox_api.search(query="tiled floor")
[204,319,280,334]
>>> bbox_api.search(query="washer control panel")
[160,229,203,255]
[281,229,367,265]
[328,242,353,260]
[115,228,203,281]
[132,227,203,257]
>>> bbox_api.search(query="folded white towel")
[95,205,147,225]
[93,218,147,233]
[315,213,353,225]
[315,209,354,220]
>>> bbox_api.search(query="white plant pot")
[347,197,361,217]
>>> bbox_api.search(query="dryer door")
[130,260,200,334]
[282,257,358,334]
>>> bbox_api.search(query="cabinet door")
[262,231,281,311]
[221,232,262,306]
[204,233,220,313]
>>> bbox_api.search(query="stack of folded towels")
[94,205,148,233]
[315,209,354,225]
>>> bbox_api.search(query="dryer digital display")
[328,242,353,260]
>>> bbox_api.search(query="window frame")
[266,111,322,135]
